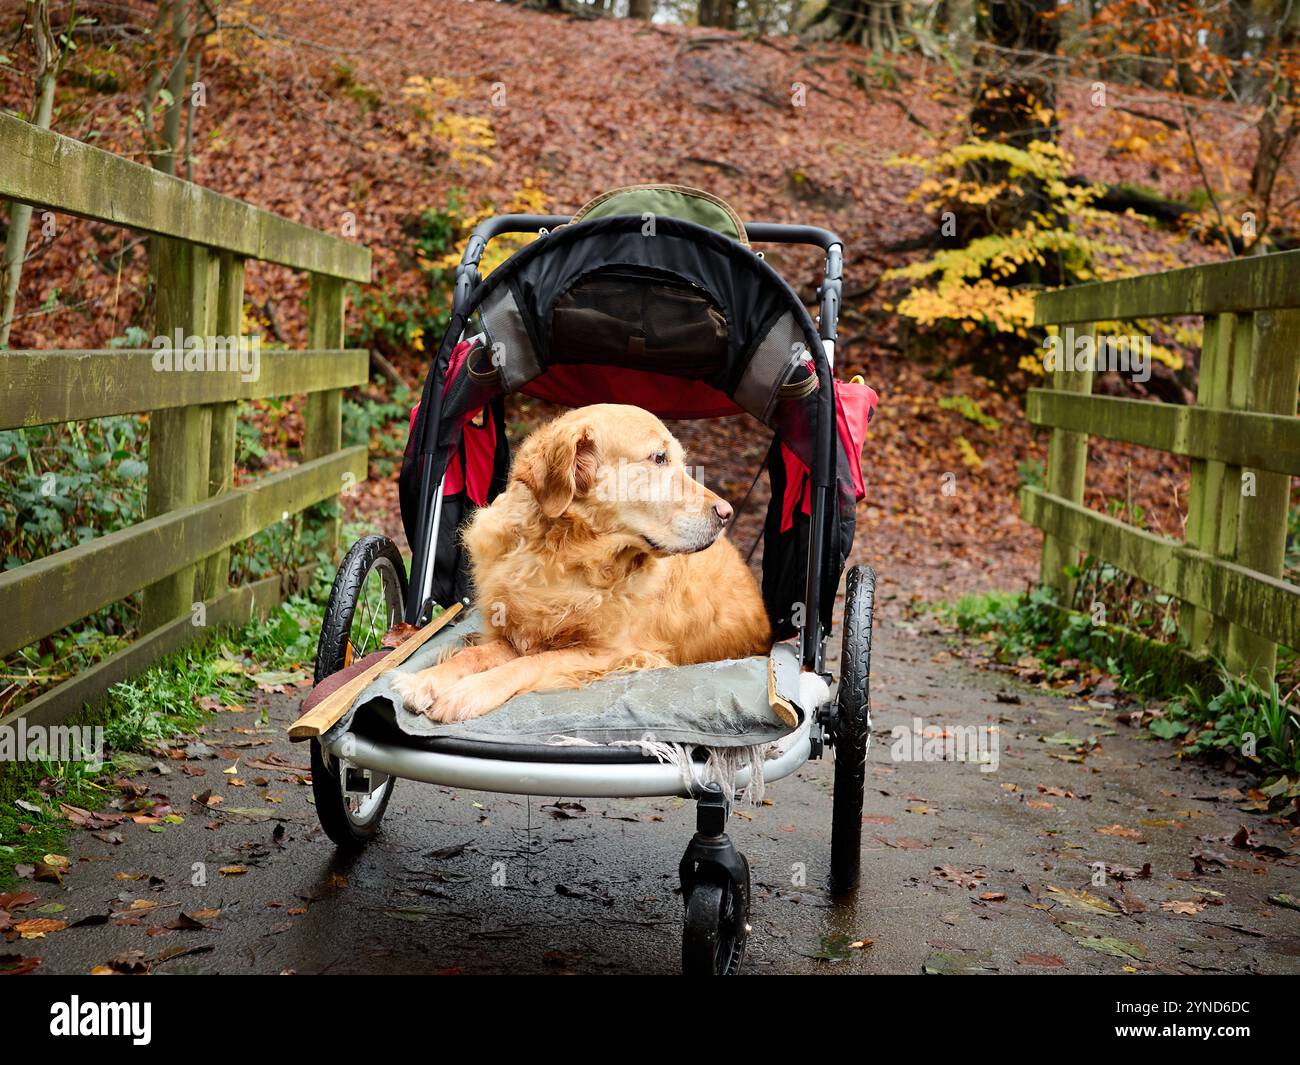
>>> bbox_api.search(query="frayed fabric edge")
[545,735,773,805]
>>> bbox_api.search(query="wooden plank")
[288,603,463,741]
[1039,324,1095,603]
[1026,390,1300,475]
[0,566,315,733]
[1035,249,1300,325]
[303,273,348,558]
[203,252,245,599]
[0,348,369,430]
[1227,309,1300,682]
[0,447,366,659]
[0,112,370,282]
[142,238,215,631]
[1021,487,1300,651]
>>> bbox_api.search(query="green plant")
[352,200,462,360]
[1163,668,1300,775]
[1016,457,1045,490]
[0,578,336,884]
[882,138,1118,347]
[938,394,1001,431]
[0,417,149,571]
[344,382,415,479]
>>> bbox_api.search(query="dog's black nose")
[713,500,733,523]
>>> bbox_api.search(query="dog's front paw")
[429,674,506,723]
[390,670,437,717]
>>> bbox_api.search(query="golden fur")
[392,403,772,722]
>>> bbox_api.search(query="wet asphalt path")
[16,607,1300,975]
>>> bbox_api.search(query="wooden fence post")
[201,251,245,598]
[1227,309,1300,685]
[1039,324,1095,605]
[141,238,215,632]
[1181,312,1250,654]
[303,272,347,558]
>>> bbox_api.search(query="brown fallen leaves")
[1095,824,1144,840]
[933,865,986,889]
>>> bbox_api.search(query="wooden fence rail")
[0,112,372,730]
[1026,249,1300,686]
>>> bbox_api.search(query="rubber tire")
[310,535,407,849]
[310,736,393,849]
[314,534,409,684]
[681,857,750,976]
[830,565,875,894]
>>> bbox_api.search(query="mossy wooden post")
[1181,313,1248,653]
[142,237,215,632]
[304,273,346,558]
[1039,324,1095,605]
[201,252,245,598]
[1227,309,1300,684]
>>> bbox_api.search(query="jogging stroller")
[293,186,878,975]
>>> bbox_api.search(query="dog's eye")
[650,451,668,466]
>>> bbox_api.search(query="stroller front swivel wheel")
[310,535,407,849]
[682,858,750,976]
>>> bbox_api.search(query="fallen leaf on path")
[1111,883,1146,914]
[878,836,929,849]
[0,892,38,911]
[1096,824,1143,839]
[15,918,67,938]
[1018,953,1064,967]
[933,866,986,889]
[1046,885,1118,916]
[1073,934,1147,960]
[922,950,996,974]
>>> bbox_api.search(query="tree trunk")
[803,0,907,51]
[158,0,193,177]
[0,1,62,349]
[965,0,1061,277]
[628,0,653,19]
[699,0,734,28]
[1244,0,1300,249]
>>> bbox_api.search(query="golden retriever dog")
[392,403,772,722]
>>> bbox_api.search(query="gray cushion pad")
[327,611,798,749]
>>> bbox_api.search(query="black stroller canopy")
[401,211,860,655]
[428,214,834,465]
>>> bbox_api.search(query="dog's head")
[513,404,733,555]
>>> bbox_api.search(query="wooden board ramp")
[288,603,463,741]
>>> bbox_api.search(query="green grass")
[0,571,333,886]
[933,588,1300,781]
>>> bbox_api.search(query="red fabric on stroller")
[779,380,877,534]
[407,339,499,507]
[410,339,877,531]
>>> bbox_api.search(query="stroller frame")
[311,212,870,973]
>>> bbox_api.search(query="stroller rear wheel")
[830,565,875,893]
[310,535,407,849]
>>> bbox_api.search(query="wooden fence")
[1024,249,1300,686]
[0,112,371,729]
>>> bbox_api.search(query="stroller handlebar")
[460,215,843,267]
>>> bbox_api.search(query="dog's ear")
[517,423,599,518]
